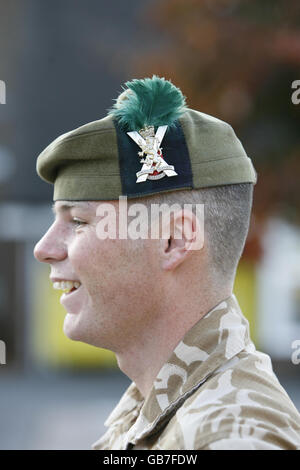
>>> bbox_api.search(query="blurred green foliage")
[133,0,300,232]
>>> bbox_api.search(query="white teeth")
[53,281,81,292]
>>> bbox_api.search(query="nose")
[34,222,67,264]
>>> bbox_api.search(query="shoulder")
[158,349,300,450]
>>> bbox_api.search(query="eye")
[71,217,87,230]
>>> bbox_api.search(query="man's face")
[33,201,160,353]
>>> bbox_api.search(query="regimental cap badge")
[108,75,187,183]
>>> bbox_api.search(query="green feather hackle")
[108,75,187,131]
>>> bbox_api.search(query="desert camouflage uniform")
[92,295,300,450]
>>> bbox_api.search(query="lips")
[50,277,84,314]
[59,282,84,313]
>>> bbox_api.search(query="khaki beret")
[36,76,257,200]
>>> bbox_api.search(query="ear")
[161,208,204,271]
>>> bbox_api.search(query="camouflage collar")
[93,294,252,449]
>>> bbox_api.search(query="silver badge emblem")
[127,125,178,183]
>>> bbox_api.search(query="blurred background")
[0,0,300,449]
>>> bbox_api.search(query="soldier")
[34,76,300,450]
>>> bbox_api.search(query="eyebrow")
[52,201,91,215]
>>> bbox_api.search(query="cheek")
[69,234,152,300]
[68,233,120,285]
[68,233,99,274]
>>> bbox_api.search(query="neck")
[115,287,231,399]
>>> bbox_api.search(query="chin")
[63,313,85,342]
[62,313,102,348]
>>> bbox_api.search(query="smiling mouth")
[53,280,81,294]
